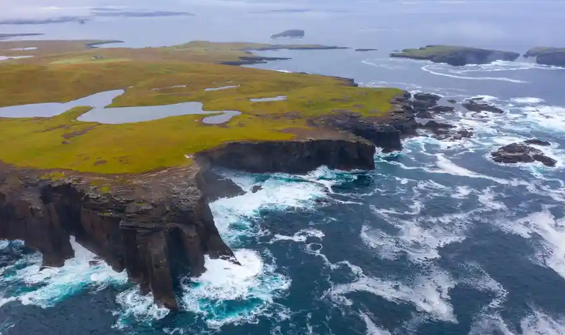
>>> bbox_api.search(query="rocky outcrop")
[271,29,305,39]
[355,48,378,52]
[491,143,557,167]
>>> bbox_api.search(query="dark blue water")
[2,1,565,334]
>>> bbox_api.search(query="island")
[0,33,43,40]
[271,29,305,39]
[390,45,520,66]
[355,48,378,52]
[524,47,565,67]
[0,38,425,310]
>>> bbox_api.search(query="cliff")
[523,47,565,67]
[0,138,378,309]
[391,45,520,66]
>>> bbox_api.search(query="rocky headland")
[391,45,520,66]
[524,47,565,67]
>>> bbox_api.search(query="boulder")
[491,143,557,167]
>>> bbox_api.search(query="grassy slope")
[0,41,401,174]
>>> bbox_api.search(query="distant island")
[271,29,305,39]
[0,33,43,40]
[391,45,520,66]
[355,48,378,52]
[524,47,565,67]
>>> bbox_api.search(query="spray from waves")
[469,310,565,335]
[495,208,565,281]
[179,250,291,329]
[328,266,457,323]
[421,64,527,83]
[0,238,127,309]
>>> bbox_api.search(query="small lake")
[0,55,33,61]
[250,96,287,102]
[204,85,239,92]
[0,90,242,124]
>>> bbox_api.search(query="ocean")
[1,1,565,334]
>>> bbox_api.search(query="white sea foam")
[360,311,392,335]
[511,97,545,105]
[114,287,170,327]
[469,310,565,335]
[362,210,469,263]
[522,105,565,134]
[0,238,127,309]
[422,64,527,83]
[270,228,324,243]
[180,249,291,329]
[329,268,457,322]
[496,209,565,281]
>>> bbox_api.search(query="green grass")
[525,47,565,57]
[0,41,402,174]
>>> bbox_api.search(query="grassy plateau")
[0,39,402,174]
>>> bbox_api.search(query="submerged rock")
[491,143,557,167]
[271,29,305,39]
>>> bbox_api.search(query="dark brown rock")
[491,143,557,167]
[414,92,441,103]
[462,100,505,114]
[524,139,551,146]
[431,105,455,113]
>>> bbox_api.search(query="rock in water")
[355,48,378,52]
[414,92,441,103]
[491,143,557,167]
[524,139,551,146]
[462,100,505,114]
[271,29,305,39]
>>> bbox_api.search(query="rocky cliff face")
[536,51,565,67]
[196,139,376,174]
[0,165,235,310]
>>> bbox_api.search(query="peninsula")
[391,45,520,66]
[0,38,421,309]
